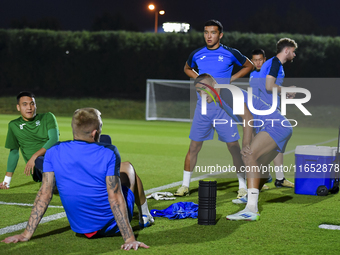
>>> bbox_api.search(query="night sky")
[0,0,339,35]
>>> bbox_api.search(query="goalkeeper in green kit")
[0,92,59,189]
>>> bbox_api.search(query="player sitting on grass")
[0,91,59,189]
[2,108,153,251]
[194,74,294,221]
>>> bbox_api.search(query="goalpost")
[146,79,192,122]
[145,79,249,122]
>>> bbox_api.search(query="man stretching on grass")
[2,108,153,250]
[0,91,59,189]
[194,74,294,221]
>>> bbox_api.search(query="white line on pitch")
[0,213,66,236]
[0,201,63,208]
[319,224,340,230]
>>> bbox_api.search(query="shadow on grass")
[261,188,333,205]
[10,181,38,189]
[0,192,39,204]
[31,226,72,240]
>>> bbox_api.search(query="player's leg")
[119,161,154,228]
[214,111,246,198]
[227,132,278,221]
[226,140,247,197]
[273,152,294,188]
[175,140,203,196]
[175,111,213,196]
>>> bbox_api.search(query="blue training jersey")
[187,43,247,110]
[257,56,285,108]
[43,140,121,234]
[249,69,262,97]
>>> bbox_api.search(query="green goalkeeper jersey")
[5,112,59,163]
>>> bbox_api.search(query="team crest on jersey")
[36,120,41,126]
[218,55,224,62]
[19,123,26,130]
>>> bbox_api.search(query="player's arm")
[231,58,254,82]
[1,172,55,243]
[184,62,198,79]
[0,149,19,189]
[106,175,149,251]
[239,103,254,156]
[25,128,59,175]
[266,75,296,98]
[265,75,282,93]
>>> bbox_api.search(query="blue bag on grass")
[150,202,198,219]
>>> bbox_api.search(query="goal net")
[145,79,249,122]
[146,79,193,122]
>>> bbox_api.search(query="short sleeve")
[5,122,19,150]
[106,145,121,177]
[43,148,55,173]
[268,58,281,78]
[45,112,59,131]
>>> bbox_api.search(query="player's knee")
[241,153,257,166]
[226,141,240,152]
[120,161,135,175]
[189,142,203,154]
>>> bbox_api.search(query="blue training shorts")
[255,115,293,153]
[189,107,240,143]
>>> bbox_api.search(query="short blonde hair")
[72,108,102,138]
[277,38,298,54]
[194,73,217,87]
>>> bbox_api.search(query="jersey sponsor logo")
[218,55,224,62]
[200,56,206,60]
[36,120,41,126]
[19,123,26,130]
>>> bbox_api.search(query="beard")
[94,131,100,142]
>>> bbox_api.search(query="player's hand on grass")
[121,241,149,250]
[25,157,36,176]
[0,182,9,189]
[1,234,29,243]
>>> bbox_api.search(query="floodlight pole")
[155,11,158,33]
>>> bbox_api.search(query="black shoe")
[274,178,294,188]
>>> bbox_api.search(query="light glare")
[163,22,190,33]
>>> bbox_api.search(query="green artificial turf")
[0,114,339,255]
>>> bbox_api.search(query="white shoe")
[237,188,247,199]
[232,194,247,204]
[139,214,154,228]
[226,208,260,221]
[174,186,190,196]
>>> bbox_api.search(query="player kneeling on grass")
[2,108,153,250]
[194,74,293,221]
